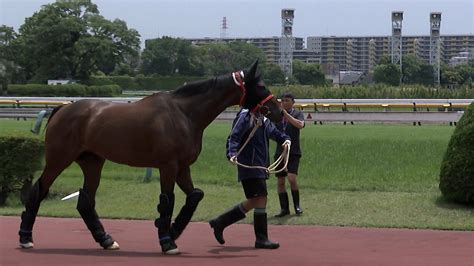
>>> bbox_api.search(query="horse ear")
[246,60,259,80]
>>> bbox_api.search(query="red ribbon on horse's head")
[232,71,246,106]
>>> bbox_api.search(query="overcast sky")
[1,0,473,45]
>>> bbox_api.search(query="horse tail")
[45,104,66,130]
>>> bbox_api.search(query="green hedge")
[0,136,44,205]
[89,75,206,91]
[270,84,474,99]
[439,102,474,204]
[7,84,121,97]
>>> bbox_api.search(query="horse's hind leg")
[170,166,204,241]
[19,163,70,248]
[76,152,119,250]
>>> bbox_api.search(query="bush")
[84,85,121,97]
[107,76,139,90]
[269,84,474,99]
[7,84,121,97]
[89,75,205,91]
[439,102,474,204]
[0,136,44,205]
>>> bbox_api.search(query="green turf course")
[1,119,472,230]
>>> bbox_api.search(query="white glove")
[229,155,238,165]
[282,140,291,147]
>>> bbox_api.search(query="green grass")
[1,119,473,230]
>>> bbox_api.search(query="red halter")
[251,94,274,113]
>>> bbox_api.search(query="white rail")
[1,97,471,123]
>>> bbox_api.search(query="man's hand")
[229,155,238,165]
[282,140,291,148]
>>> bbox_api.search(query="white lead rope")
[231,114,291,174]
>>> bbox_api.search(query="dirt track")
[1,216,473,265]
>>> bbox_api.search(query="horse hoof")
[105,241,120,250]
[19,242,34,249]
[163,247,180,255]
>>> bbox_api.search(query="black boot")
[274,192,290,217]
[291,190,303,216]
[77,189,116,249]
[254,212,279,249]
[155,193,178,254]
[209,204,246,244]
[19,181,49,249]
[170,188,204,240]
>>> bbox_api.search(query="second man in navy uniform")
[274,92,305,217]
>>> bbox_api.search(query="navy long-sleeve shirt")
[226,109,290,181]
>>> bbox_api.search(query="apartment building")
[178,35,473,74]
[307,35,474,74]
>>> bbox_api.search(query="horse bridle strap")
[232,71,246,106]
[251,94,274,113]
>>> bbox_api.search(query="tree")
[199,41,267,76]
[140,37,204,76]
[441,63,474,86]
[402,54,434,85]
[86,16,141,76]
[454,64,474,85]
[198,43,234,76]
[292,60,326,85]
[373,63,401,86]
[227,42,267,74]
[0,25,17,56]
[441,66,463,85]
[13,0,140,82]
[379,55,392,65]
[0,25,22,90]
[262,63,285,85]
[413,64,434,85]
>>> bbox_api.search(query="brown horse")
[18,61,284,254]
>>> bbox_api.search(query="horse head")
[236,60,283,123]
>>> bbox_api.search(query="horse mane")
[170,77,217,97]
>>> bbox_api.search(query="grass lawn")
[1,119,473,230]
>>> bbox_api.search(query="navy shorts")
[241,178,268,199]
[275,154,301,177]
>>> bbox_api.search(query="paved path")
[1,216,473,265]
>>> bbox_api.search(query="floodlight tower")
[430,12,442,86]
[279,9,295,77]
[391,11,403,76]
[220,17,228,40]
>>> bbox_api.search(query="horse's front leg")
[170,166,204,240]
[155,163,179,254]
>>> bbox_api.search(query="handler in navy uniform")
[274,92,305,217]
[209,108,290,249]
